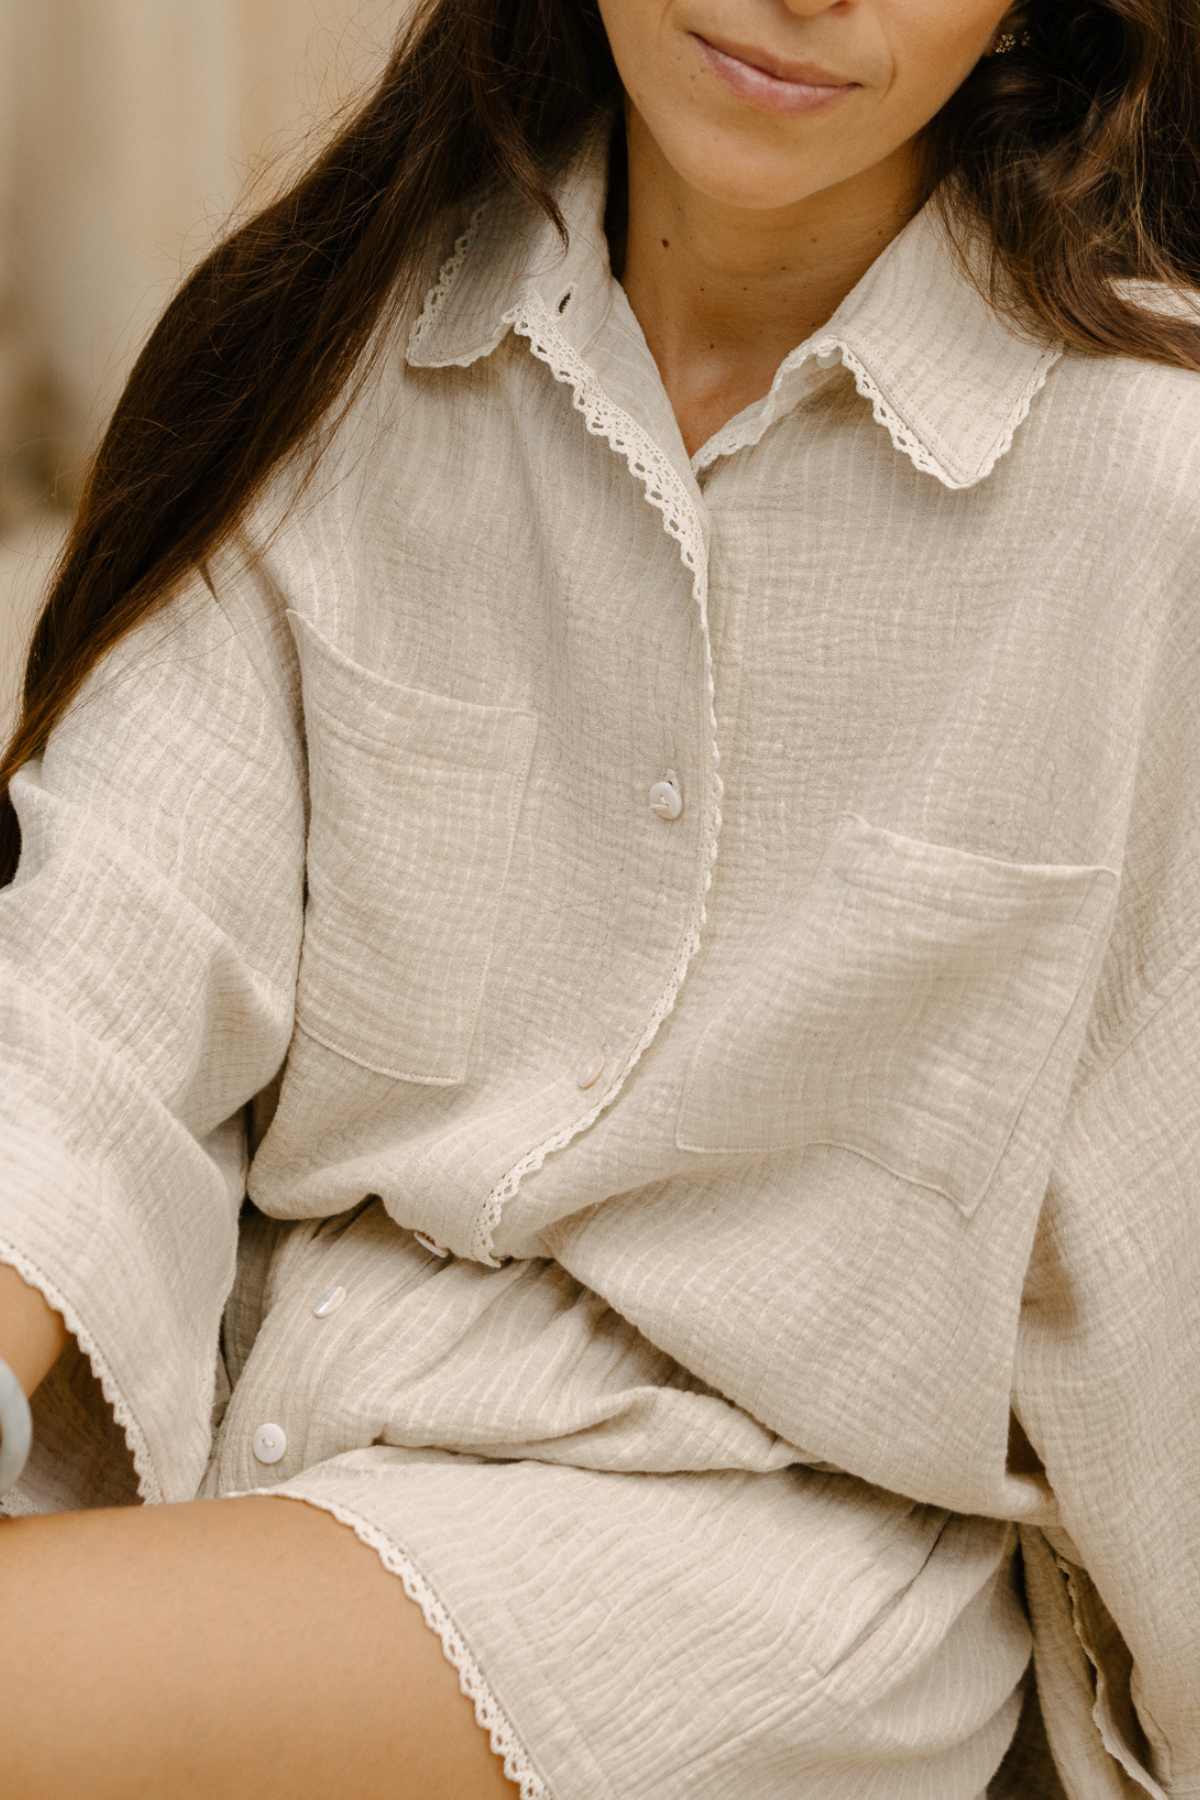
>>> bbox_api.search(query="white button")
[312,1283,347,1318]
[648,771,683,820]
[414,1230,451,1258]
[252,1422,287,1465]
[814,346,841,369]
[576,1048,607,1090]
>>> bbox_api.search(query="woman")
[0,0,1197,1794]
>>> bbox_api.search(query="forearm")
[0,1258,70,1400]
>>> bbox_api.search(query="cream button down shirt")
[2,103,1198,1798]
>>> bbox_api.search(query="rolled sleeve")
[1013,959,1200,1797]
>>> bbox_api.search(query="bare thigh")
[0,1493,520,1799]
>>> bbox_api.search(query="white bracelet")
[0,1355,33,1499]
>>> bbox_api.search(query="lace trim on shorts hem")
[220,1484,555,1799]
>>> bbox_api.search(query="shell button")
[649,772,683,821]
[252,1422,288,1465]
[312,1283,347,1319]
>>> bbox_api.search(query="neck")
[607,100,923,395]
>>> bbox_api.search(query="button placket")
[587,763,682,1098]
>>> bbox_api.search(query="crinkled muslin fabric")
[196,1200,1032,1799]
[2,100,1199,1798]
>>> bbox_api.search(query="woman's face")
[595,0,1015,215]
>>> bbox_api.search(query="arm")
[0,1260,69,1401]
[0,515,306,1511]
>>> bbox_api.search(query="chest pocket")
[287,608,538,1085]
[675,810,1118,1217]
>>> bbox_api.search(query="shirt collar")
[404,105,1065,490]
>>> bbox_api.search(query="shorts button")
[312,1283,347,1318]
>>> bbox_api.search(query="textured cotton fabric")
[1,100,1198,1796]
[196,1198,1033,1799]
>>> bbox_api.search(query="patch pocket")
[287,608,538,1084]
[675,810,1118,1216]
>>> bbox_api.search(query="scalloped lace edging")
[832,339,1060,488]
[467,294,726,1268]
[406,195,491,361]
[507,295,704,575]
[992,350,1059,470]
[0,1237,162,1508]
[834,342,954,483]
[222,1484,555,1799]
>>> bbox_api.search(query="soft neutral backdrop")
[0,0,404,745]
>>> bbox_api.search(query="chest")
[667,374,775,462]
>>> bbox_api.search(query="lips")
[695,32,854,87]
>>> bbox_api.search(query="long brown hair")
[3,0,1199,887]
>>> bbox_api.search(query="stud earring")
[988,24,1033,54]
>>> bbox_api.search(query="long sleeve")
[1012,958,1200,1798]
[0,524,306,1513]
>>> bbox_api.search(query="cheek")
[882,22,992,134]
[904,0,1002,88]
[595,0,647,107]
[601,18,692,132]
[595,0,653,67]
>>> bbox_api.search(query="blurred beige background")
[0,0,404,743]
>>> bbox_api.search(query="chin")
[665,123,826,209]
